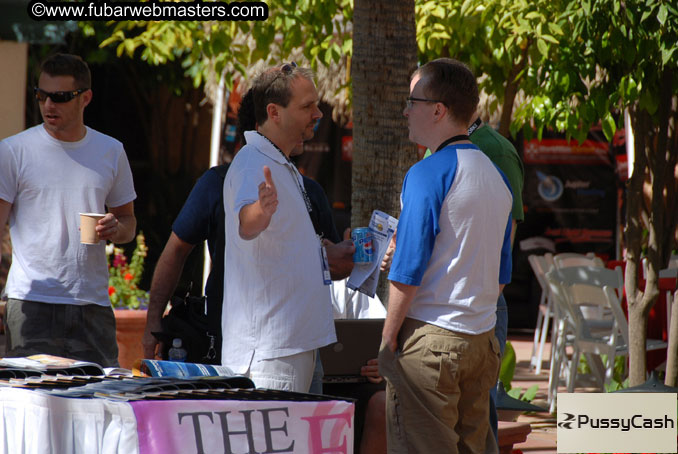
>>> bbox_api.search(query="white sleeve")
[0,140,18,204]
[228,154,264,216]
[106,146,137,208]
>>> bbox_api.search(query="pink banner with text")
[131,399,354,454]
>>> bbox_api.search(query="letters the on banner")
[131,399,354,454]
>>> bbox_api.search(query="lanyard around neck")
[468,117,482,136]
[257,132,313,215]
[435,134,470,153]
[434,117,483,153]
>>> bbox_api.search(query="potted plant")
[106,232,149,369]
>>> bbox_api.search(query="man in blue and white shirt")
[379,59,513,454]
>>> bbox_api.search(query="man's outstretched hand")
[239,165,279,240]
[258,165,278,217]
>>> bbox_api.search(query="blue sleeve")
[388,155,457,286]
[499,213,513,284]
[172,168,222,245]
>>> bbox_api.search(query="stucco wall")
[0,41,27,140]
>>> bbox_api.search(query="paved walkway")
[509,334,557,453]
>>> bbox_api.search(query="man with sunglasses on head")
[0,53,137,367]
[141,88,354,371]
[378,59,512,453]
[221,63,336,392]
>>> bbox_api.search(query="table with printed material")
[0,386,354,454]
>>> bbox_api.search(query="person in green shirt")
[451,116,525,446]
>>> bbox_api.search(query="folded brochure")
[136,359,237,379]
[0,354,109,375]
[347,210,398,297]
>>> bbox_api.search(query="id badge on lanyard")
[285,162,330,286]
[319,237,331,285]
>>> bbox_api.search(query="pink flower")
[113,254,127,268]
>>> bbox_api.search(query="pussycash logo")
[558,412,675,432]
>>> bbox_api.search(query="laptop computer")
[320,319,384,383]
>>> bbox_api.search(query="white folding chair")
[553,252,604,269]
[554,253,606,322]
[528,253,555,374]
[544,270,577,412]
[548,266,668,406]
[601,284,667,359]
[545,266,623,411]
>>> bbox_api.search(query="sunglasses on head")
[34,87,88,103]
[264,62,298,92]
[280,61,297,73]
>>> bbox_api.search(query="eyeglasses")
[406,96,442,109]
[34,87,88,103]
[264,62,298,93]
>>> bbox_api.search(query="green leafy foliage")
[500,343,538,402]
[92,0,352,90]
[512,0,678,141]
[415,0,570,139]
[507,384,539,402]
[499,340,517,390]
[88,0,677,143]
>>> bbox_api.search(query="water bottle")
[168,338,188,362]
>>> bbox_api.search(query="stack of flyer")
[0,354,115,377]
[347,210,398,297]
[134,359,236,379]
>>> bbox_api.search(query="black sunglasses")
[34,87,88,103]
[264,62,298,92]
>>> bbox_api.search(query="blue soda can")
[351,227,374,264]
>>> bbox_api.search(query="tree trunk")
[352,0,418,302]
[625,108,651,386]
[653,68,678,387]
[498,44,529,138]
[625,89,674,386]
[665,91,678,387]
[666,289,678,387]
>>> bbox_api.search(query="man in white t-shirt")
[222,63,335,392]
[0,54,137,367]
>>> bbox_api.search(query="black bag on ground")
[153,294,219,364]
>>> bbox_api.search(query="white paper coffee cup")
[80,213,105,244]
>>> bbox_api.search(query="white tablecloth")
[0,388,355,454]
[0,388,138,454]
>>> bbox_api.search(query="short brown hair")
[40,53,91,90]
[236,88,256,143]
[251,63,314,125]
[413,58,478,125]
